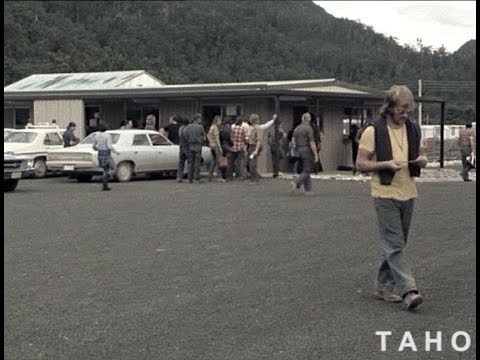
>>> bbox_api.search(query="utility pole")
[418,79,422,125]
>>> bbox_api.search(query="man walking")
[92,124,119,191]
[458,122,475,181]
[356,85,428,311]
[291,113,318,194]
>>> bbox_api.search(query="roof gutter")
[3,88,444,104]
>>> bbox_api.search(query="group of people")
[115,112,325,184]
[176,113,277,183]
[198,112,325,186]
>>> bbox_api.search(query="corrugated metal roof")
[4,71,399,101]
[167,78,336,88]
[4,70,165,92]
[294,85,369,94]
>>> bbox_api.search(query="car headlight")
[27,159,34,169]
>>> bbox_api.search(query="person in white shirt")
[240,114,276,178]
[92,125,119,191]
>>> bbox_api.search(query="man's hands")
[384,160,404,172]
[411,155,428,168]
[386,155,428,171]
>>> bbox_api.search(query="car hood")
[48,144,95,153]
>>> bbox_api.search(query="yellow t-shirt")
[359,125,417,201]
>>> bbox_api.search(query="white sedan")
[46,130,213,182]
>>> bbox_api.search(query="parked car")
[46,129,213,182]
[4,124,65,178]
[4,128,14,139]
[4,153,34,191]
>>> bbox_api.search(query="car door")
[148,133,178,170]
[130,134,156,172]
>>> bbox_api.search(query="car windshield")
[80,132,120,145]
[4,131,37,143]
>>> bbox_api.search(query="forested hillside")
[4,1,476,123]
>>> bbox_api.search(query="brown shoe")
[374,289,403,303]
[403,291,423,310]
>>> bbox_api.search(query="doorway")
[292,106,309,129]
[202,106,222,131]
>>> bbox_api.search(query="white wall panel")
[34,100,85,137]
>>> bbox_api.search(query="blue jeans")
[374,198,418,297]
[177,147,188,181]
[295,146,313,192]
[187,148,202,181]
[460,149,473,179]
[98,150,113,187]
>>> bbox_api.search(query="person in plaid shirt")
[228,116,247,180]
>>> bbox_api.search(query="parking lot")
[4,176,476,360]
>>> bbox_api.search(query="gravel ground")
[4,176,476,360]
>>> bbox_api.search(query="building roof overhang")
[4,77,444,104]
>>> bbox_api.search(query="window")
[4,132,37,143]
[202,104,243,129]
[149,133,170,146]
[85,105,101,132]
[80,132,120,145]
[132,134,150,146]
[44,132,63,145]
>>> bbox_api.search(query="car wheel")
[76,174,93,182]
[4,179,19,192]
[34,158,47,178]
[116,162,133,182]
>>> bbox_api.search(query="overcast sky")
[314,1,476,53]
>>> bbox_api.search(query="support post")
[418,79,422,125]
[440,101,445,168]
[273,95,280,116]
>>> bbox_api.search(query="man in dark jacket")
[63,122,79,147]
[176,117,190,183]
[183,113,206,183]
[356,85,428,311]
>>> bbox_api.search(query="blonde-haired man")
[356,85,428,311]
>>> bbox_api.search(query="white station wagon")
[46,129,213,182]
[4,125,65,178]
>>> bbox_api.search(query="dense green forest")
[4,1,476,124]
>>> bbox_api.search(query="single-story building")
[4,70,446,171]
